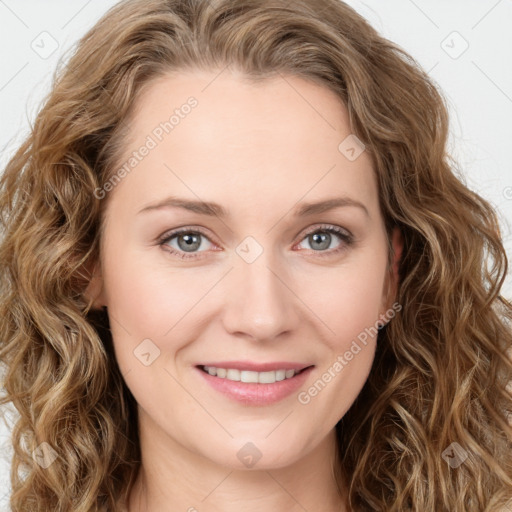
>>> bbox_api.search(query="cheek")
[293,264,385,425]
[100,250,174,363]
[297,255,387,348]
[101,246,222,370]
[101,255,199,418]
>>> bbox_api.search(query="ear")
[379,226,403,324]
[82,258,107,310]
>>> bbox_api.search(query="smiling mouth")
[198,365,313,384]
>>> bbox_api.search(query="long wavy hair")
[1,0,511,510]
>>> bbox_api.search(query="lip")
[195,364,315,406]
[196,361,311,372]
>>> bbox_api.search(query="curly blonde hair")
[1,0,511,510]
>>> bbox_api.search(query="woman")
[0,0,511,510]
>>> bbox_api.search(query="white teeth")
[202,366,300,383]
[226,368,240,381]
[258,371,276,384]
[241,370,259,383]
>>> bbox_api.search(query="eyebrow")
[137,196,369,218]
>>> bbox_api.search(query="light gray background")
[1,1,511,508]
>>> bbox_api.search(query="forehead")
[107,69,378,218]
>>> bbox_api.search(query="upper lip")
[196,361,313,372]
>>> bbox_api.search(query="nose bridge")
[221,242,298,340]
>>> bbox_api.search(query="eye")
[158,224,354,260]
[295,224,354,257]
[159,227,215,260]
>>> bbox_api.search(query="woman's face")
[87,69,401,470]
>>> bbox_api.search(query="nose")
[220,251,300,343]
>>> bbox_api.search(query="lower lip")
[195,366,314,406]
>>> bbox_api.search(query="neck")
[125,410,349,512]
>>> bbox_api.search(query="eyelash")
[157,224,354,261]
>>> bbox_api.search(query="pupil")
[311,232,330,250]
[178,233,200,252]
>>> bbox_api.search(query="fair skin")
[86,68,402,511]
